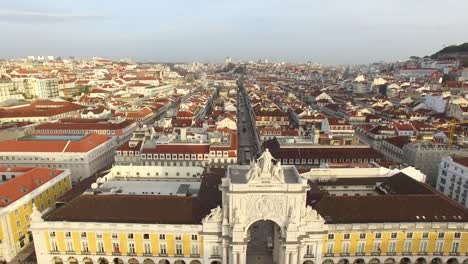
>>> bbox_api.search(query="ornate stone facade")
[201,149,326,264]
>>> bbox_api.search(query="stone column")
[239,251,246,264]
[290,251,298,264]
[222,245,228,264]
[232,251,238,264]
[283,250,290,264]
[297,245,305,264]
[315,241,323,264]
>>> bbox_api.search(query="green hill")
[431,43,468,59]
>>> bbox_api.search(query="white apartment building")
[32,77,60,99]
[437,156,468,208]
[0,134,116,183]
[0,79,23,102]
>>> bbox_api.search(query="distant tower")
[224,57,232,65]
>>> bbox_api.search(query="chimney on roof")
[180,127,187,141]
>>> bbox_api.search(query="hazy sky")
[1,0,468,64]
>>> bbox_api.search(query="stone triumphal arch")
[202,149,327,264]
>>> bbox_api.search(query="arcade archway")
[246,220,282,264]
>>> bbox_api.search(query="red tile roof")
[0,134,111,153]
[0,167,64,207]
[36,119,135,131]
[0,101,85,118]
[142,144,210,154]
[453,156,468,167]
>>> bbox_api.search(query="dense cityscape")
[0,44,467,264]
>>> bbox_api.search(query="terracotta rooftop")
[0,134,111,153]
[263,139,384,161]
[452,156,468,167]
[313,172,468,223]
[0,101,85,118]
[0,167,65,207]
[314,194,468,223]
[36,119,135,131]
[383,136,411,148]
[43,169,224,224]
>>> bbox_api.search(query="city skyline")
[1,0,468,64]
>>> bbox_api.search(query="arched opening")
[447,259,459,264]
[189,261,201,264]
[246,220,282,264]
[128,259,139,264]
[98,258,109,264]
[463,260,468,264]
[385,259,396,264]
[354,259,365,264]
[431,259,442,264]
[338,259,350,264]
[174,261,185,264]
[401,258,411,264]
[323,260,334,264]
[113,258,124,264]
[143,260,155,264]
[53,257,64,264]
[83,257,93,264]
[304,261,315,264]
[69,257,79,264]
[158,260,169,264]
[416,258,427,264]
[210,262,222,264]
[370,259,381,264]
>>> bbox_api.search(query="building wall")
[30,221,468,264]
[321,228,467,264]
[402,143,451,186]
[32,222,204,264]
[0,171,71,262]
[437,156,468,208]
[0,141,115,182]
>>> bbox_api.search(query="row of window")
[282,158,377,165]
[50,240,200,256]
[325,240,461,255]
[115,171,201,177]
[37,130,117,135]
[0,156,85,162]
[51,232,198,241]
[327,232,461,240]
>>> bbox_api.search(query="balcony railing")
[191,254,200,258]
[81,251,91,255]
[66,251,75,254]
[340,253,350,257]
[128,252,136,256]
[50,250,60,255]
[325,253,334,257]
[418,252,428,255]
[143,253,152,256]
[355,253,365,256]
[433,252,443,256]
[210,254,221,259]
[159,253,168,257]
[304,254,315,258]
[112,252,121,256]
[387,252,396,256]
[371,252,381,256]
[96,252,106,255]
[402,252,412,256]
[449,252,460,256]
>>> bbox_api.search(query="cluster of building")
[0,56,466,264]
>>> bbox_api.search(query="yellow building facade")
[29,152,468,264]
[0,167,71,262]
